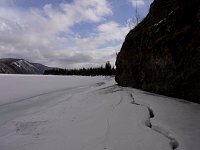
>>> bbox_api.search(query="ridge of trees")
[44,61,115,76]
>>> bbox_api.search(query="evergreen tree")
[44,62,116,76]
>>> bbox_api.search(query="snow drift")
[0,75,200,150]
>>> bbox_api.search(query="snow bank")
[129,89,200,150]
[0,74,105,105]
[0,75,200,150]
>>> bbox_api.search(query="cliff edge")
[115,0,200,102]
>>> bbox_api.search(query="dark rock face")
[116,0,200,102]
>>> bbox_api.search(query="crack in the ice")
[130,93,179,150]
[152,125,179,150]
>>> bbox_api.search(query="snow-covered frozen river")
[0,75,200,150]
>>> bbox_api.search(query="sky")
[0,0,153,68]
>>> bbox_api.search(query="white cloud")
[129,0,145,7]
[47,21,129,68]
[60,0,112,23]
[0,0,10,5]
[73,21,129,50]
[0,0,129,68]
[0,0,112,38]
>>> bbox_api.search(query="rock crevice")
[130,93,179,150]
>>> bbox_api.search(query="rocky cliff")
[115,0,200,102]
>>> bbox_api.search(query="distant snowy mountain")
[0,58,50,74]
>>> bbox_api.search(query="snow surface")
[0,75,200,150]
[0,74,105,105]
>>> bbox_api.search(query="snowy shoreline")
[0,75,200,150]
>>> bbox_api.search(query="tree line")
[44,61,115,76]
